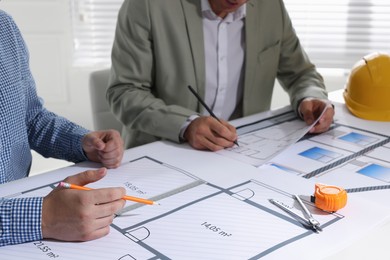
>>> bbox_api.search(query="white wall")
[1,0,100,131]
[271,69,348,109]
[1,0,103,174]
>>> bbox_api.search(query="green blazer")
[107,0,328,148]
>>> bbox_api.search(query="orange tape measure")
[311,183,347,212]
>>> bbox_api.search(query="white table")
[1,89,389,259]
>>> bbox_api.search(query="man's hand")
[42,168,126,242]
[299,98,335,133]
[184,116,238,151]
[82,130,124,168]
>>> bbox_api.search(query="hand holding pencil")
[42,168,126,242]
[59,182,159,205]
[185,85,239,151]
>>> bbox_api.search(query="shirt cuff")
[179,115,200,142]
[0,197,43,246]
[73,130,90,162]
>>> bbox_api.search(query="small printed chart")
[338,132,379,146]
[357,163,390,182]
[299,147,343,163]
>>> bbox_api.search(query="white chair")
[89,69,123,132]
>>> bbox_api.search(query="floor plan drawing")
[3,102,390,259]
[216,106,390,209]
[1,156,343,260]
[270,123,390,178]
[219,111,313,166]
[112,178,342,260]
[265,119,390,208]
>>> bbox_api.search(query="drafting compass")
[270,195,323,233]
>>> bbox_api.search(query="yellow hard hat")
[343,52,390,121]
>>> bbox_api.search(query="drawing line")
[345,185,390,193]
[336,123,390,138]
[118,188,225,233]
[248,217,340,260]
[236,111,296,134]
[117,179,206,215]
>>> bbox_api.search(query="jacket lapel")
[244,0,259,97]
[181,0,206,100]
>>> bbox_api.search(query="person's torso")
[0,11,33,183]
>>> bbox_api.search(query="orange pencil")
[58,182,159,205]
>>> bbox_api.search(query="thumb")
[304,113,315,126]
[63,168,107,186]
[300,104,315,126]
[83,133,106,151]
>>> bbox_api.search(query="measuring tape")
[311,183,347,212]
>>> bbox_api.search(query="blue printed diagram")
[338,132,378,146]
[269,125,390,177]
[298,128,383,164]
[308,144,390,198]
[299,147,343,163]
[357,164,390,182]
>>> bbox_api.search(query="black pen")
[188,85,239,146]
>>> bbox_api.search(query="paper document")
[218,107,326,167]
[0,138,389,260]
[270,103,390,208]
[1,156,383,260]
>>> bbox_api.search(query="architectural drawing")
[112,177,342,259]
[216,106,390,208]
[219,111,313,166]
[2,157,342,259]
[270,123,390,177]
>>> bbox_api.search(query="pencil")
[188,85,239,146]
[58,182,159,205]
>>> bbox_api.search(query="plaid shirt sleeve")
[0,197,43,246]
[0,10,89,248]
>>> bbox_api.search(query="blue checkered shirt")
[0,10,90,246]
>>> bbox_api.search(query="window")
[284,0,390,70]
[70,0,124,66]
[70,0,390,70]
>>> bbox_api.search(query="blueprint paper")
[218,107,326,167]
[1,102,390,259]
[0,145,388,259]
[269,103,390,209]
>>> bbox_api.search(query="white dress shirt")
[180,1,246,140]
[201,0,246,120]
